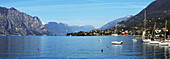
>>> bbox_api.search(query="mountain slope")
[45,22,95,36]
[0,7,52,36]
[99,15,133,30]
[118,0,170,28]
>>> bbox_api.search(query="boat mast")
[144,10,147,31]
[152,22,156,39]
[115,22,117,34]
[165,20,167,39]
[142,10,147,38]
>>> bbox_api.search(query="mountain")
[99,15,133,30]
[70,25,95,33]
[45,22,70,36]
[117,0,170,29]
[45,22,95,36]
[0,6,52,36]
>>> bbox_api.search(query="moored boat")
[149,41,159,44]
[111,41,123,45]
[168,43,170,48]
[159,42,169,46]
[143,39,151,43]
[160,20,169,46]
[164,39,170,42]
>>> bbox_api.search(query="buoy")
[99,39,102,41]
[101,49,103,52]
[107,46,109,48]
[37,48,39,50]
[132,39,137,42]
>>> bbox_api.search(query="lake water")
[0,36,169,59]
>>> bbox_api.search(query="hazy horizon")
[1,0,155,28]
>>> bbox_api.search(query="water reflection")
[142,42,170,59]
[0,36,41,57]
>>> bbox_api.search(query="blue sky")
[1,0,155,28]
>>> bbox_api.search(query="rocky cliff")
[0,7,52,36]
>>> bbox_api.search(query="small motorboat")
[111,41,123,45]
[149,41,159,44]
[159,42,169,46]
[142,39,151,43]
[132,39,137,42]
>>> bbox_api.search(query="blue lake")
[0,36,169,59]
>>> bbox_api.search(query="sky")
[0,0,155,28]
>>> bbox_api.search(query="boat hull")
[111,41,123,45]
[143,39,151,43]
[149,41,159,44]
[159,42,169,46]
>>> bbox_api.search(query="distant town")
[67,26,169,37]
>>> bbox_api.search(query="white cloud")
[15,2,146,12]
[2,0,147,11]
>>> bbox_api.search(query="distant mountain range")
[0,6,52,36]
[117,0,170,30]
[45,22,95,36]
[99,15,134,30]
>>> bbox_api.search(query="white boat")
[168,43,170,48]
[111,41,123,45]
[159,42,169,46]
[149,41,159,44]
[142,39,151,43]
[165,39,170,42]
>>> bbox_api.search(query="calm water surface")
[0,36,169,59]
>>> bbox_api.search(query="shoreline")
[0,34,142,36]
